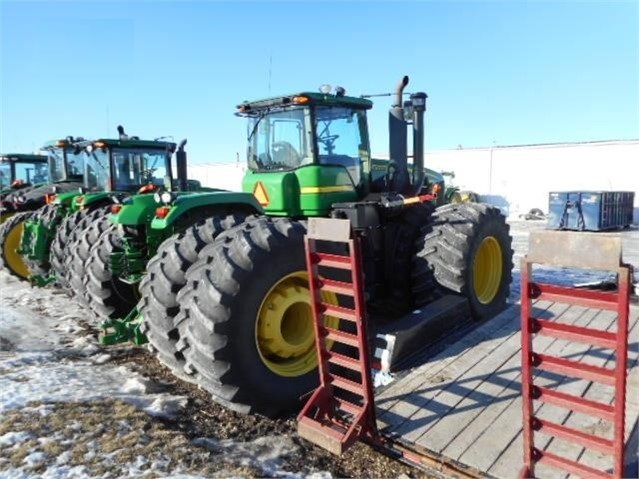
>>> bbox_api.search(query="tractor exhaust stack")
[409,91,428,196]
[176,139,188,192]
[388,76,410,195]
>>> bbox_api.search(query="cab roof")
[0,153,48,163]
[89,138,177,151]
[237,92,373,114]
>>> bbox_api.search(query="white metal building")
[189,139,639,223]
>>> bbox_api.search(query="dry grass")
[0,399,264,478]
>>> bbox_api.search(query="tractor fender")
[151,191,264,229]
[112,194,159,226]
[78,192,113,209]
[52,191,81,207]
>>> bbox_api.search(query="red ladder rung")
[321,303,359,322]
[326,350,362,372]
[533,353,616,385]
[317,278,355,296]
[313,252,353,270]
[534,386,615,420]
[536,449,613,479]
[532,318,617,349]
[324,327,360,347]
[331,376,366,396]
[530,283,620,311]
[535,418,615,454]
[335,397,364,416]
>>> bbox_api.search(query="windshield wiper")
[247,112,267,142]
[90,151,107,172]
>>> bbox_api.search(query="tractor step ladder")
[297,217,378,455]
[520,230,632,479]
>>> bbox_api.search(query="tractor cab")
[81,138,176,193]
[237,90,373,216]
[0,154,49,193]
[42,138,86,184]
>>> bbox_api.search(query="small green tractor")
[119,75,513,417]
[0,153,49,211]
[441,170,480,204]
[0,137,87,279]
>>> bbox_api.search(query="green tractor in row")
[20,129,186,288]
[0,137,87,279]
[102,75,513,417]
[0,153,50,213]
[69,141,252,340]
[441,170,480,204]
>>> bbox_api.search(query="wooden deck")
[375,301,639,478]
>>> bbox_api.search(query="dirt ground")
[0,332,437,479]
[108,345,436,478]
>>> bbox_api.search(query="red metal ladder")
[297,217,378,455]
[520,230,632,479]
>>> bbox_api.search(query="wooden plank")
[526,230,623,271]
[377,302,524,404]
[376,303,530,432]
[437,303,599,465]
[400,318,529,444]
[489,308,620,479]
[420,304,597,458]
[459,304,616,476]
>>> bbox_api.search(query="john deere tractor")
[0,137,86,279]
[126,75,513,417]
[55,134,186,298]
[22,131,182,288]
[70,138,222,327]
[0,153,49,212]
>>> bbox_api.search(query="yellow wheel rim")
[256,271,339,377]
[0,211,16,225]
[3,220,29,279]
[473,236,503,304]
[450,192,462,204]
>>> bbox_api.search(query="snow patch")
[0,431,34,447]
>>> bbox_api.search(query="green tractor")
[0,153,50,211]
[127,75,513,417]
[55,133,187,298]
[441,170,480,204]
[21,129,182,287]
[0,137,87,279]
[78,139,253,341]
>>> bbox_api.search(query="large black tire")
[0,211,35,280]
[413,203,513,321]
[181,217,328,416]
[138,214,248,378]
[84,226,138,321]
[23,203,61,279]
[391,203,435,312]
[173,257,254,413]
[50,206,110,288]
[65,212,112,306]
